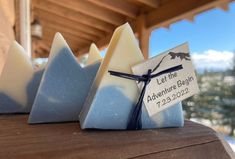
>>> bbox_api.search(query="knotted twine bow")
[108,55,183,130]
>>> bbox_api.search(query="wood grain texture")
[0,5,15,74]
[31,0,234,57]
[0,115,234,159]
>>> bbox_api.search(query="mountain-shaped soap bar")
[79,23,183,129]
[28,33,100,124]
[86,43,102,65]
[0,41,43,113]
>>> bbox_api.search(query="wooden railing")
[0,115,234,158]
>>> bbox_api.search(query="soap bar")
[86,43,102,65]
[0,42,43,113]
[79,23,183,129]
[28,33,100,124]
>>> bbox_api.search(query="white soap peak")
[0,41,34,106]
[80,23,144,129]
[86,43,102,65]
[46,33,79,67]
[48,33,71,60]
[8,41,33,67]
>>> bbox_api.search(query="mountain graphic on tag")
[0,42,43,113]
[168,52,191,61]
[28,33,101,124]
[79,23,183,130]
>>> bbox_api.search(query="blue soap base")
[0,69,44,114]
[29,48,100,124]
[80,85,184,130]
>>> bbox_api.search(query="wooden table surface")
[0,115,234,159]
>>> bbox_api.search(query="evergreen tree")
[217,54,235,136]
[216,82,235,136]
[183,54,235,136]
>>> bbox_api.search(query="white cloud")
[191,50,234,72]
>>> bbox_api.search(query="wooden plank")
[48,0,126,26]
[146,0,233,30]
[32,0,115,33]
[87,0,139,18]
[43,29,92,46]
[217,1,230,11]
[40,21,99,42]
[77,21,138,55]
[33,40,78,58]
[0,115,233,159]
[137,15,150,59]
[136,0,160,8]
[41,31,86,54]
[32,40,51,58]
[34,9,106,38]
[41,36,80,52]
[41,38,80,57]
[77,34,112,55]
[41,41,79,57]
[42,36,81,50]
[15,0,20,42]
[43,29,89,47]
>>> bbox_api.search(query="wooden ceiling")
[31,0,233,58]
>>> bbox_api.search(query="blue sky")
[150,2,235,57]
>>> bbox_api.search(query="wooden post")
[137,14,150,59]
[15,0,31,58]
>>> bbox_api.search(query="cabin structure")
[1,0,233,59]
[0,0,234,158]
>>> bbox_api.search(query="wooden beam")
[87,0,139,18]
[185,15,195,22]
[32,40,50,58]
[48,0,126,26]
[40,21,99,41]
[77,22,138,55]
[137,15,150,59]
[33,39,79,58]
[32,0,115,32]
[43,28,92,46]
[42,36,79,48]
[217,2,229,11]
[41,37,80,54]
[146,0,233,30]
[136,0,160,8]
[34,9,106,38]
[15,0,20,42]
[18,0,31,57]
[42,35,88,51]
[77,34,112,55]
[39,37,53,47]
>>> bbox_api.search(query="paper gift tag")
[132,43,199,116]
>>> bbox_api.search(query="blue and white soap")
[28,33,101,124]
[79,23,184,129]
[0,41,43,113]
